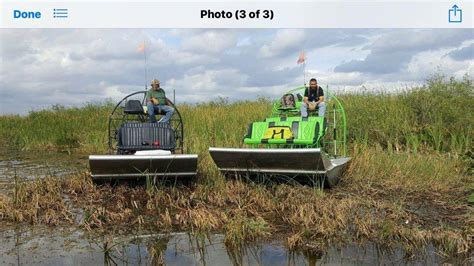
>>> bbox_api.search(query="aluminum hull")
[89,154,198,181]
[209,147,350,187]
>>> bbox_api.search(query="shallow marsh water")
[0,150,85,191]
[2,226,466,265]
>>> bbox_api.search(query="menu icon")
[53,8,68,18]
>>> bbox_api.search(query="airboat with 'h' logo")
[209,86,350,187]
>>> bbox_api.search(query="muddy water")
[0,150,85,191]
[0,227,457,265]
[0,152,471,265]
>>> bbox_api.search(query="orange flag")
[137,41,145,53]
[297,51,305,64]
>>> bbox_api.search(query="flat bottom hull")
[89,154,198,181]
[209,147,350,187]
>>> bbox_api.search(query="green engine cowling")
[243,116,326,147]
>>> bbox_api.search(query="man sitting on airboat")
[146,79,175,123]
[300,78,326,117]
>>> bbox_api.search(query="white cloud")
[181,30,238,54]
[236,36,252,47]
[405,47,474,80]
[259,29,305,58]
[0,29,472,115]
[334,29,473,74]
[166,68,247,93]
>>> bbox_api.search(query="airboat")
[209,86,350,187]
[89,91,198,182]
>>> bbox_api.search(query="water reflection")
[0,152,85,191]
[2,227,469,266]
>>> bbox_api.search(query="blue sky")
[0,29,473,114]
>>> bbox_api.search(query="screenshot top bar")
[1,1,471,28]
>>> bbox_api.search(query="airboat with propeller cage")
[88,91,198,182]
[209,86,350,187]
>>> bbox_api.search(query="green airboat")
[209,86,350,187]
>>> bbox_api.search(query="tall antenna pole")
[303,61,306,86]
[143,39,148,90]
[302,49,306,86]
[297,50,306,86]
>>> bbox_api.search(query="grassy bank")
[0,76,473,258]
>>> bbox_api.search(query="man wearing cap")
[146,79,175,123]
[301,78,326,117]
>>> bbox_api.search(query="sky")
[0,28,473,114]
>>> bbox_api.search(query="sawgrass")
[0,103,113,154]
[341,75,473,155]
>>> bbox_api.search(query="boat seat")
[124,100,145,114]
[279,94,296,109]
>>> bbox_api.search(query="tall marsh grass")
[0,76,471,156]
[341,76,473,154]
[0,103,113,153]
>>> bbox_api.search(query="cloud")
[0,29,472,115]
[166,68,246,93]
[334,29,473,74]
[406,48,474,81]
[260,29,305,58]
[181,30,238,54]
[447,43,474,61]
